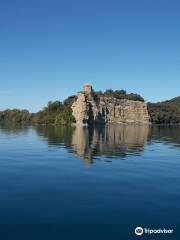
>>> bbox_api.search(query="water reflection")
[35,125,150,164]
[0,123,29,135]
[71,127,92,164]
[1,124,180,165]
[149,126,180,145]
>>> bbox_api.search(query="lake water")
[0,125,179,240]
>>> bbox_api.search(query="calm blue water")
[0,125,179,240]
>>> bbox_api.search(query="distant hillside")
[148,97,180,124]
[165,96,180,105]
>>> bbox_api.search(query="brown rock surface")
[71,85,150,125]
[71,92,89,125]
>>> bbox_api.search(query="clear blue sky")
[0,0,180,112]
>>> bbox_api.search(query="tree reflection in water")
[1,124,179,165]
[35,125,150,165]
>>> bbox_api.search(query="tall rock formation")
[71,84,150,125]
[71,92,89,125]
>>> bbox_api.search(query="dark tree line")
[0,109,31,124]
[0,101,75,126]
[148,97,180,124]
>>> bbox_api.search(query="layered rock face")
[99,97,150,124]
[72,84,150,125]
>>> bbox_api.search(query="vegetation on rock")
[94,89,145,102]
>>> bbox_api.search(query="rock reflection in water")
[1,124,180,165]
[34,125,149,164]
[71,125,149,164]
[71,127,92,164]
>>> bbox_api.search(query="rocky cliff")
[72,84,150,125]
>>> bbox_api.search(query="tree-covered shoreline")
[147,97,180,124]
[0,90,179,125]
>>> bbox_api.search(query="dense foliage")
[94,89,145,102]
[31,101,75,125]
[148,97,180,124]
[0,101,75,125]
[0,109,31,124]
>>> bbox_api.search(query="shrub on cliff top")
[95,89,145,102]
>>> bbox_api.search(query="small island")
[0,83,180,126]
